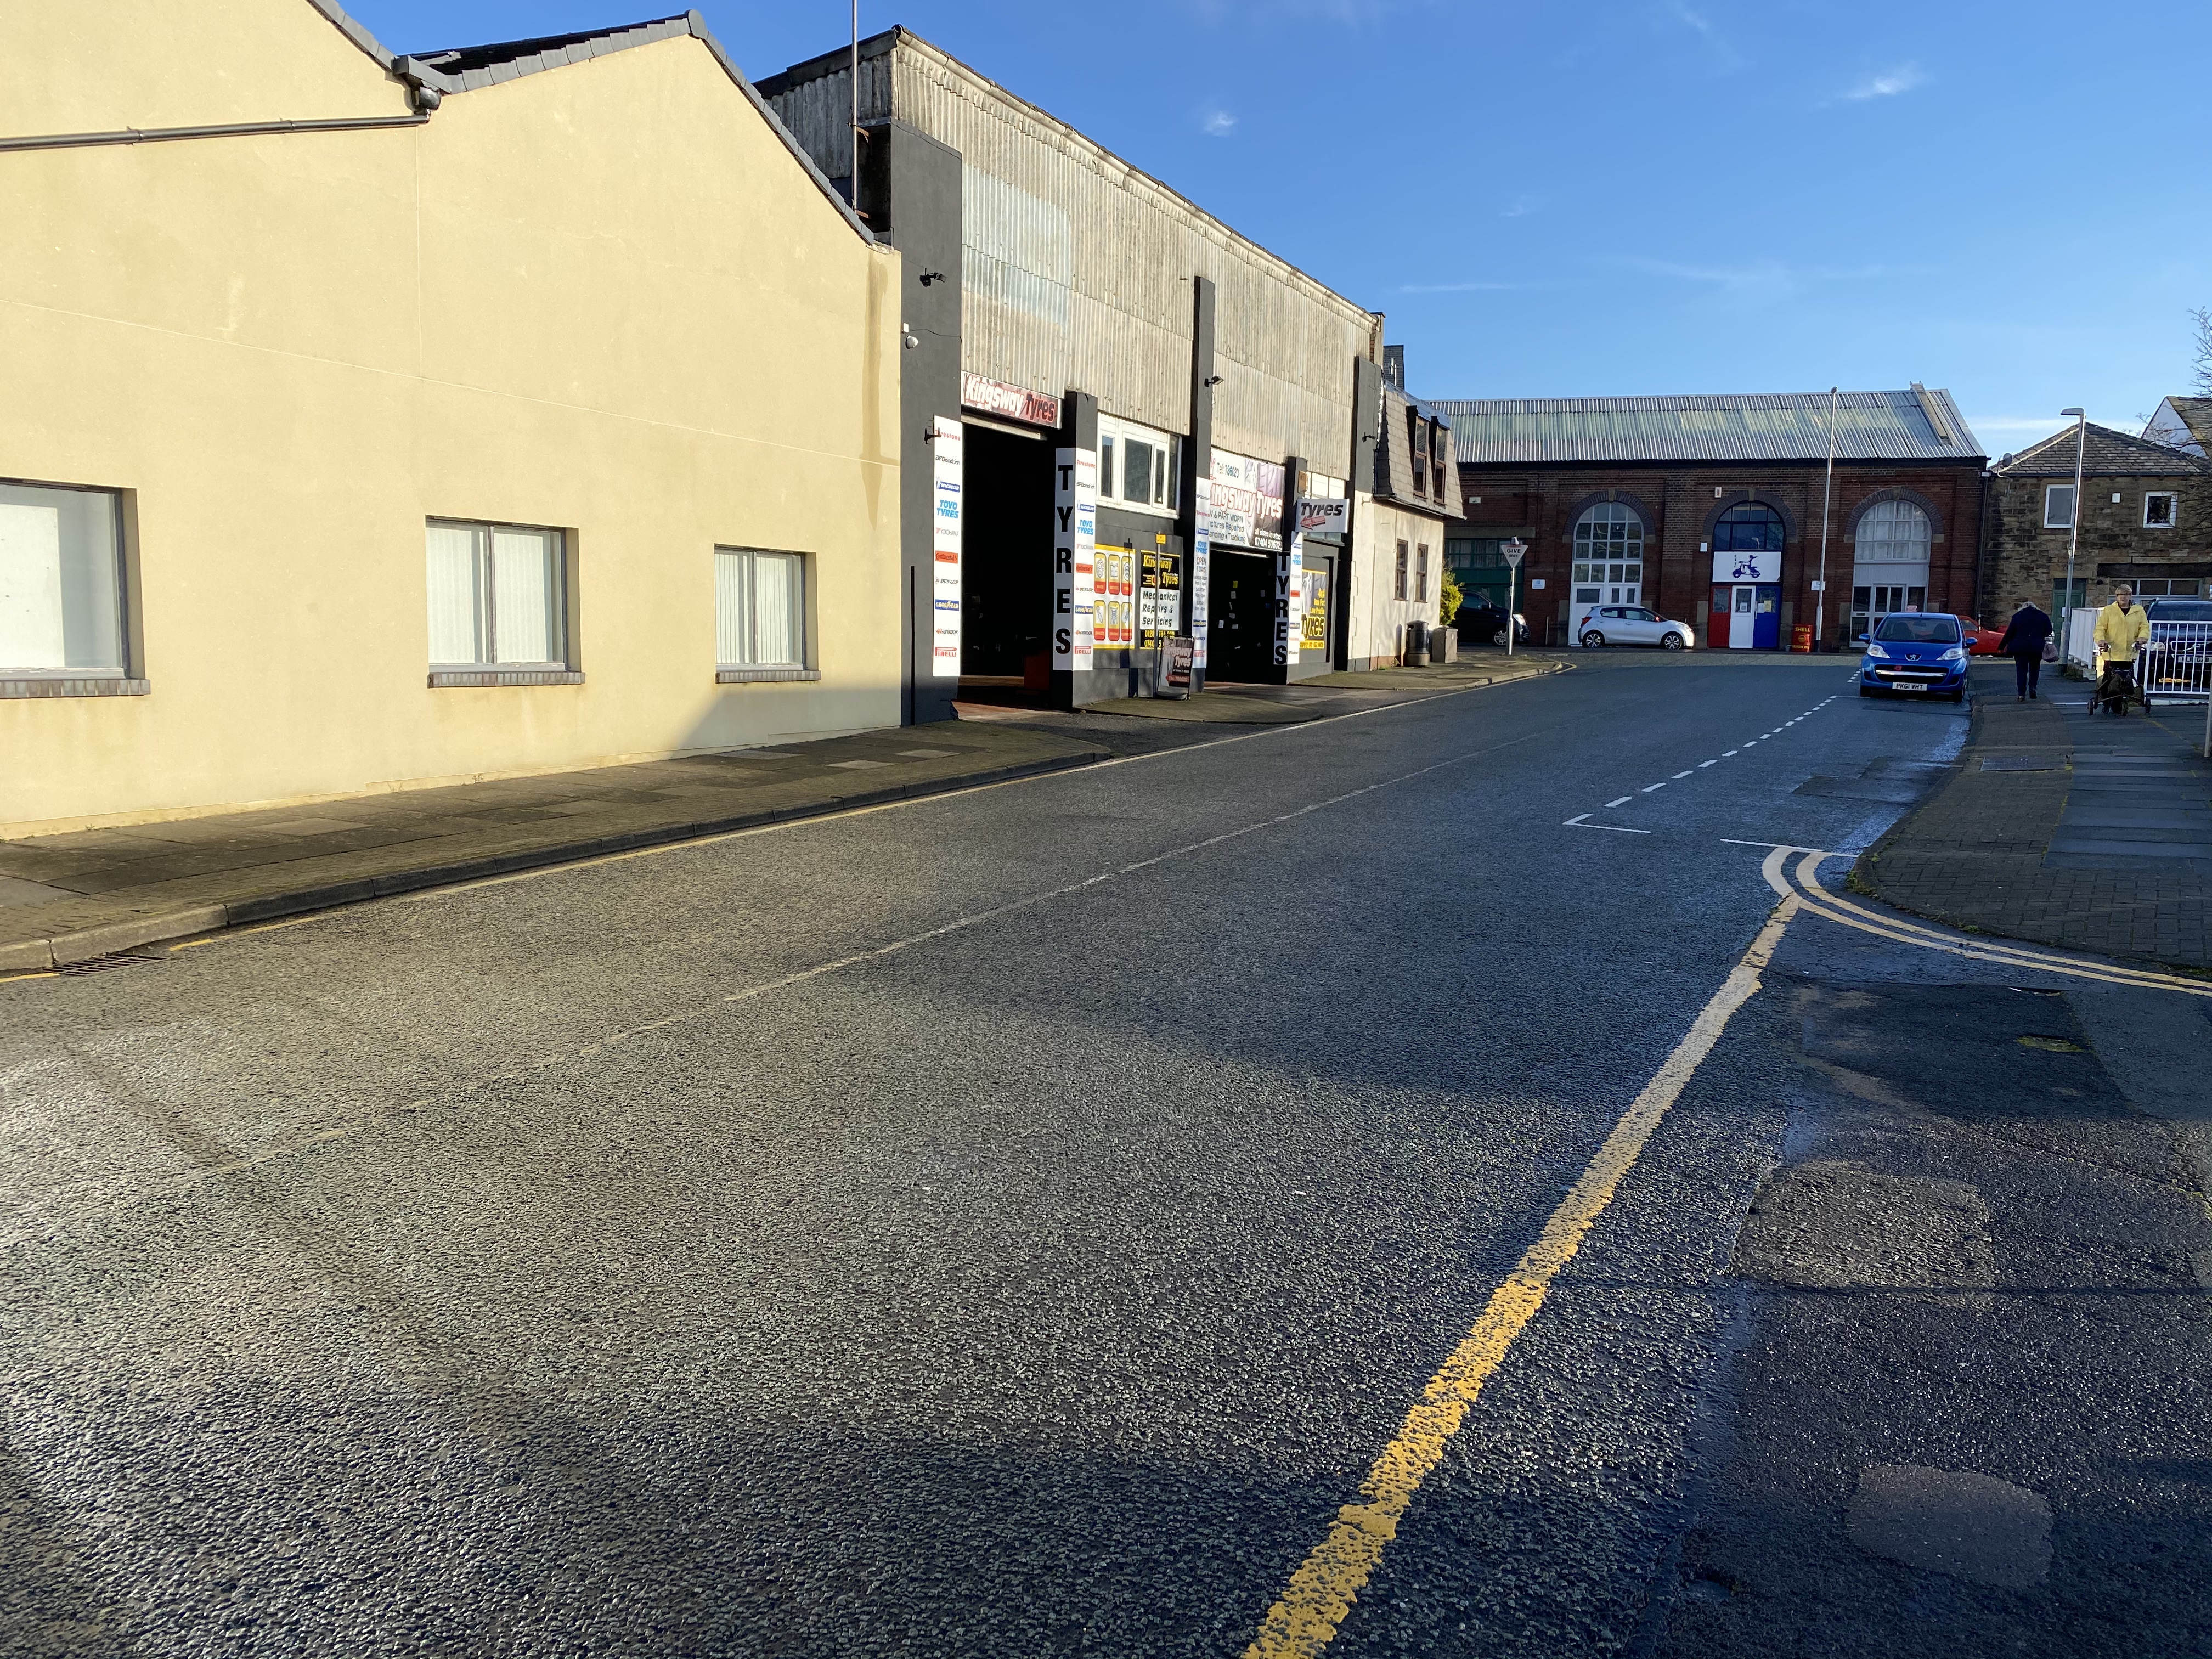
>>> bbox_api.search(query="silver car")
[1578,605,1694,650]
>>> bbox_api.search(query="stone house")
[1980,419,2212,624]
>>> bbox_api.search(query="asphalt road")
[3,652,2206,1657]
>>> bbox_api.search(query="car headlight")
[1940,646,1966,662]
[1864,643,1890,659]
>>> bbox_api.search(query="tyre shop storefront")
[1203,450,1336,682]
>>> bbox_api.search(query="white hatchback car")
[1578,605,1694,650]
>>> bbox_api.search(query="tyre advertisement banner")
[1210,452,1284,553]
[930,417,962,678]
[1053,447,1096,670]
[1191,477,1211,669]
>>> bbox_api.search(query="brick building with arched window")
[1431,390,1987,651]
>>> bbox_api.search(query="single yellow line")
[0,969,59,984]
[1244,873,1800,1658]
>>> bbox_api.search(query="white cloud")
[1626,258,1908,307]
[1501,196,1537,218]
[1202,108,1237,137]
[1664,2,1748,71]
[1846,63,1926,100]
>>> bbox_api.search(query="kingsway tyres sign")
[1293,496,1350,537]
[962,373,1062,428]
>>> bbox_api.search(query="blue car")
[1858,613,1969,703]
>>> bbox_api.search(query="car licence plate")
[1894,682,1928,692]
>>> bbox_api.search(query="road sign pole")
[1502,539,1527,658]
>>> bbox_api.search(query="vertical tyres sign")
[931,417,962,678]
[1053,447,1096,670]
[1191,476,1211,669]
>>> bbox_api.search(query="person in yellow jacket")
[2093,586,2150,714]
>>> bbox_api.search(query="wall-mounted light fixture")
[918,269,946,285]
[1203,375,1224,387]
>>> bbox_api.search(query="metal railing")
[2141,619,2212,708]
[2063,607,2096,669]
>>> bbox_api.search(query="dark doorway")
[1209,548,1276,681]
[960,425,1054,678]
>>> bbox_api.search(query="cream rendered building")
[0,2,901,837]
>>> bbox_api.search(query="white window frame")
[715,546,813,681]
[2143,492,2178,529]
[2043,483,2076,529]
[1572,501,1646,607]
[425,518,573,686]
[1094,414,1181,517]
[0,477,132,689]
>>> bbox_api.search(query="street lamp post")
[1815,385,1838,651]
[1502,538,1526,658]
[2060,408,2086,664]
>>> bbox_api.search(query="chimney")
[1383,345,1406,392]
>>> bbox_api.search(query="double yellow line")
[1767,848,2212,998]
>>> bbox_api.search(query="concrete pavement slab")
[0,724,1110,972]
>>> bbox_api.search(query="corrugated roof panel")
[1430,391,1984,465]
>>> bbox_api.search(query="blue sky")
[349,0,2210,458]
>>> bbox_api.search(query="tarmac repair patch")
[1649,979,2212,1658]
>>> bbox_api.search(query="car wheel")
[1661,632,1686,651]
[1493,628,1508,647]
[1948,689,1965,704]
[1859,684,1874,697]
[1581,631,1605,648]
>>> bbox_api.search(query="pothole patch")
[1735,1159,1995,1304]
[1847,1464,2051,1588]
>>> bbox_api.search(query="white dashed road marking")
[1566,695,1841,831]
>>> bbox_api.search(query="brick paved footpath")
[1854,662,2212,971]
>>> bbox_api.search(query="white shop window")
[426,520,568,669]
[1096,415,1180,516]
[715,547,808,670]
[0,479,126,677]
[2043,483,2076,529]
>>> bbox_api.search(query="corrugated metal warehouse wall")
[763,36,1371,470]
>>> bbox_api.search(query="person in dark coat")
[1995,600,2054,701]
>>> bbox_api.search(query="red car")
[1957,615,2006,655]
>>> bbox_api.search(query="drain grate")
[55,952,163,977]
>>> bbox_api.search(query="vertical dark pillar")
[861,121,964,725]
[1051,391,1099,710]
[1343,357,1383,670]
[1182,275,1217,692]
